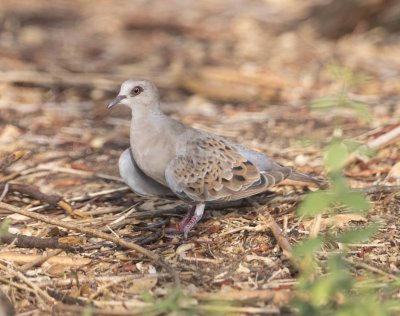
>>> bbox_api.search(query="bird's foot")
[182,214,203,239]
[166,204,205,238]
[165,205,195,235]
[182,204,205,238]
[176,205,196,232]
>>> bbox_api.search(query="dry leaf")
[303,214,367,231]
[45,264,69,276]
[59,236,86,246]
[126,276,158,294]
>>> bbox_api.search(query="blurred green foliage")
[293,137,399,315]
[141,290,195,316]
[0,218,11,238]
[292,65,399,315]
[311,62,371,123]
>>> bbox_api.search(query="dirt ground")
[0,0,399,315]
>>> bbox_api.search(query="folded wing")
[165,136,292,203]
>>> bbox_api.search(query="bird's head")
[107,79,160,110]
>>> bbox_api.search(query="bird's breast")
[130,126,176,186]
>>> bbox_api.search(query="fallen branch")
[0,202,180,288]
[0,232,78,251]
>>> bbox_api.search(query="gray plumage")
[108,79,326,237]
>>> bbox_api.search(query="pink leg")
[176,205,196,232]
[182,204,205,239]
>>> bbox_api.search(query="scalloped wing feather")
[165,136,292,202]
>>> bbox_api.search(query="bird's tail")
[287,170,328,189]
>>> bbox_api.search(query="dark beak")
[107,95,126,109]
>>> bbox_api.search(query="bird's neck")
[130,104,167,130]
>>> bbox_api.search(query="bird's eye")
[131,86,143,96]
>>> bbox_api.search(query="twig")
[19,249,63,272]
[366,125,400,149]
[0,264,55,307]
[0,183,79,217]
[255,203,299,271]
[0,274,37,295]
[0,183,9,202]
[346,125,400,165]
[37,273,165,288]
[344,258,399,281]
[19,186,129,215]
[0,288,15,316]
[47,290,89,307]
[353,185,400,194]
[219,224,272,237]
[35,165,125,183]
[0,202,180,288]
[0,172,20,183]
[67,186,130,203]
[309,214,322,237]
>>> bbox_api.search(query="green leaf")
[328,62,349,82]
[337,191,370,212]
[324,141,349,173]
[81,305,93,316]
[330,172,349,193]
[383,299,400,313]
[307,256,352,307]
[336,224,378,244]
[343,139,363,152]
[297,191,333,217]
[310,97,337,109]
[348,100,371,123]
[293,237,323,257]
[354,144,377,159]
[0,219,11,238]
